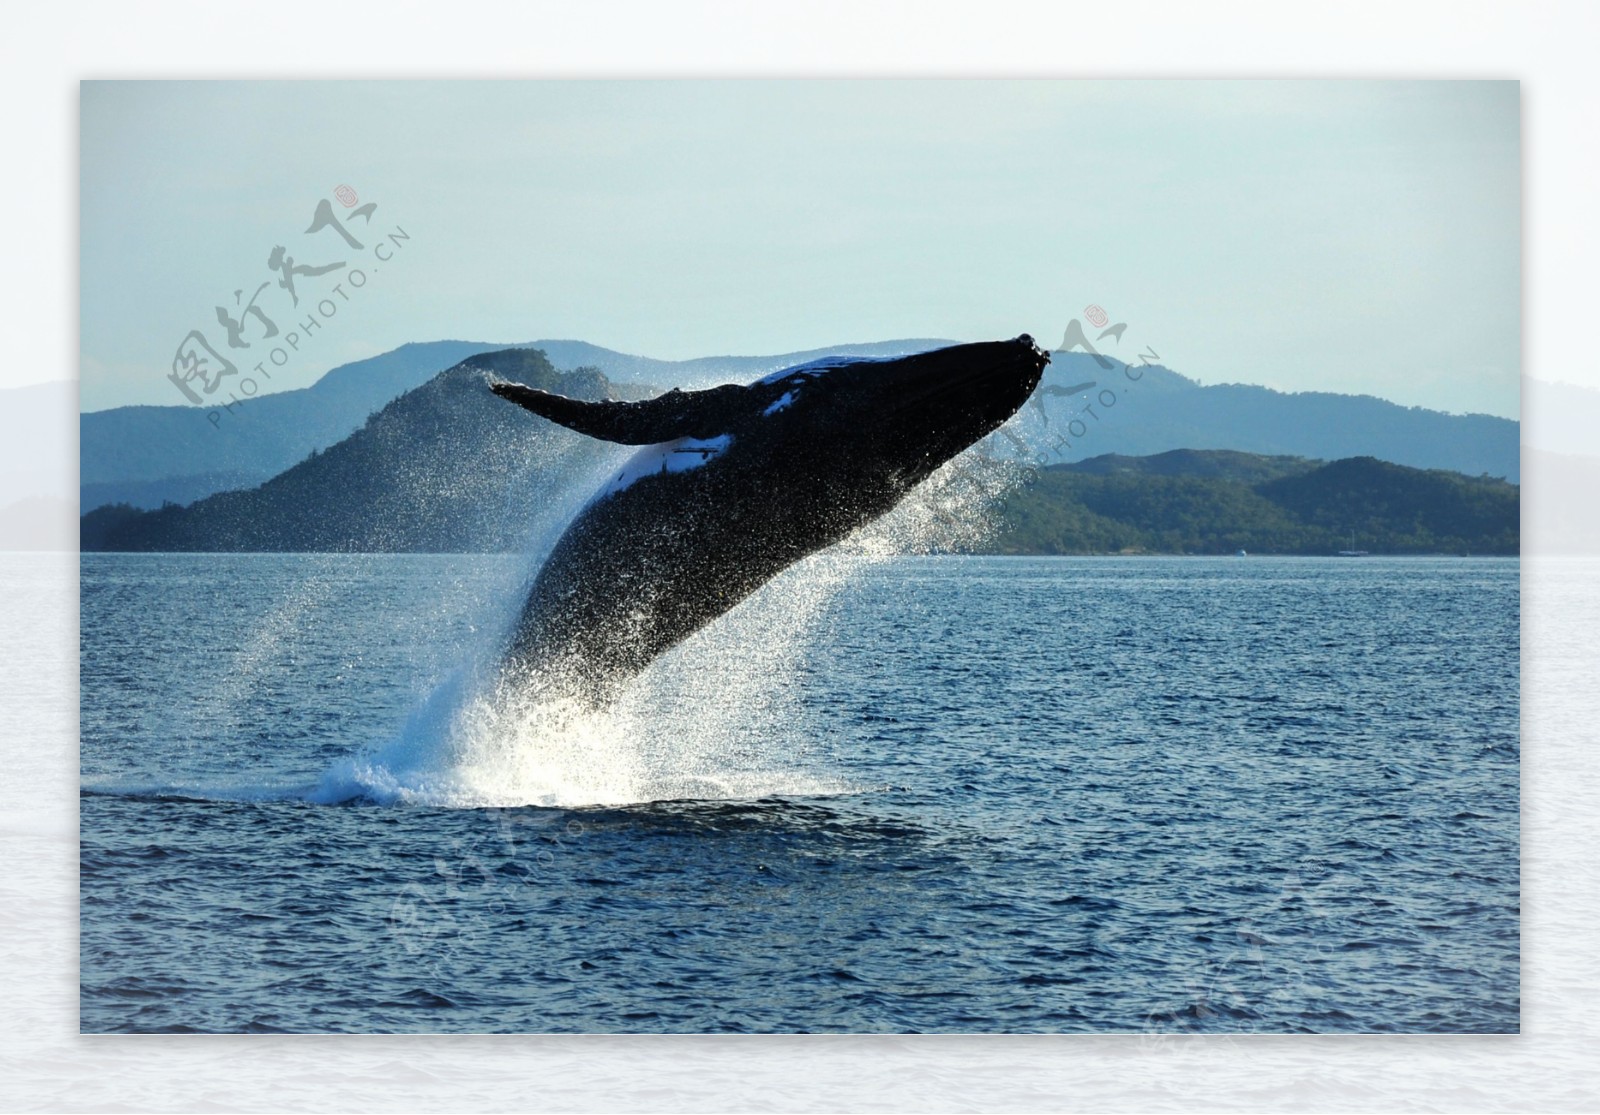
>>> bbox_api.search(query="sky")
[79,80,1521,417]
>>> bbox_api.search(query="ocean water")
[78,552,1519,1034]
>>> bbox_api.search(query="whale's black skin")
[490,335,1049,702]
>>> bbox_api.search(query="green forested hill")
[988,451,1519,555]
[80,349,616,553]
[81,388,1520,558]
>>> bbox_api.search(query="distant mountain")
[989,450,1518,556]
[521,338,957,388]
[80,325,1522,536]
[78,338,955,511]
[1030,354,1520,482]
[81,349,619,553]
[79,340,517,510]
[83,365,1519,559]
[80,470,266,513]
[1049,448,1321,486]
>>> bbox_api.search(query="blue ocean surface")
[79,552,1519,1033]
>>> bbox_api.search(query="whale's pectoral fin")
[490,380,751,444]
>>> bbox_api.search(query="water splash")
[310,552,859,808]
[315,440,1032,809]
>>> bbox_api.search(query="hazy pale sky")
[80,80,1520,416]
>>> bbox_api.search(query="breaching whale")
[489,334,1049,702]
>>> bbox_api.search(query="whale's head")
[748,335,1049,491]
[491,335,1047,515]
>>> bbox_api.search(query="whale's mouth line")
[889,357,1046,415]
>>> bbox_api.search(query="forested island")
[80,351,1519,557]
[987,450,1517,556]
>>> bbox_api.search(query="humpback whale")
[489,335,1049,702]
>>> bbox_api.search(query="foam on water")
[312,445,1030,810]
